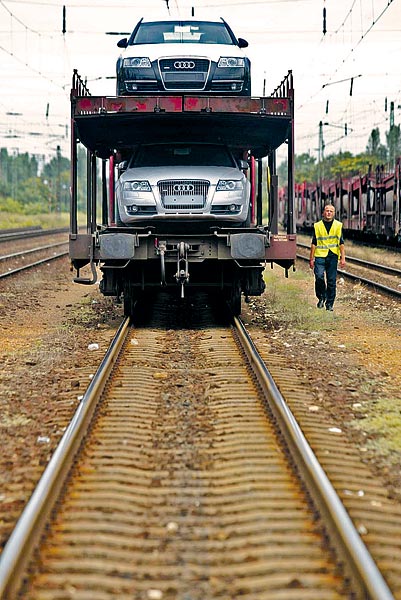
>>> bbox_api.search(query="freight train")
[291,162,401,245]
[69,69,296,315]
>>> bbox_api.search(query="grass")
[0,211,70,230]
[259,265,337,331]
[263,265,401,463]
[352,397,401,460]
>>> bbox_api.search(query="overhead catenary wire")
[0,0,71,156]
[334,0,358,34]
[296,0,399,157]
[0,0,400,161]
[0,0,56,39]
[327,0,396,81]
[0,42,67,93]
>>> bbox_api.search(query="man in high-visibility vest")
[309,204,346,311]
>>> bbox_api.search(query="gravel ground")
[0,252,401,556]
[242,260,401,499]
[0,259,123,551]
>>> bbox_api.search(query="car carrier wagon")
[69,69,296,315]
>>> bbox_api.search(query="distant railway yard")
[0,229,401,598]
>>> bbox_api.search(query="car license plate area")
[163,195,205,208]
[164,72,206,82]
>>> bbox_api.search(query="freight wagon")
[69,69,296,315]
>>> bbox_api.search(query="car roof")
[136,141,229,146]
[138,17,225,25]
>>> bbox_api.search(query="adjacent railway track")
[0,227,68,244]
[0,242,69,278]
[296,242,401,298]
[0,294,397,599]
[0,229,70,278]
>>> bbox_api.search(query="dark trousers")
[314,253,338,306]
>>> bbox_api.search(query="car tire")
[116,207,127,227]
[242,207,251,227]
[116,77,125,96]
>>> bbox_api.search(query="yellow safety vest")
[314,219,343,258]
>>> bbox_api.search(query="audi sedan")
[116,18,251,96]
[115,143,251,226]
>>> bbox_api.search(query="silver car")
[116,143,251,226]
[116,18,251,96]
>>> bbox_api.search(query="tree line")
[0,146,92,216]
[0,147,71,214]
[279,124,401,184]
[1,123,400,215]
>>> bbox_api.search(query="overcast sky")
[0,0,400,161]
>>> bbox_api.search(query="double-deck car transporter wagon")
[69,70,296,315]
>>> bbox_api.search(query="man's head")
[322,204,335,222]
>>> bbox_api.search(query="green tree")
[366,128,387,162]
[0,147,71,214]
[0,148,39,199]
[15,177,55,212]
[386,124,401,167]
[296,152,318,182]
[42,146,70,211]
[77,145,88,213]
[278,152,317,184]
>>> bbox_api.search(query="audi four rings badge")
[174,61,196,69]
[173,184,195,192]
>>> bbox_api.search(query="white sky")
[0,0,400,162]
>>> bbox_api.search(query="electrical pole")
[318,121,324,214]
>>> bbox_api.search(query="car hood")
[121,43,246,62]
[121,165,246,182]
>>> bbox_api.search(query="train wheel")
[123,295,135,317]
[227,280,242,316]
[123,285,136,317]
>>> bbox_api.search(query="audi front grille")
[158,180,209,209]
[159,58,210,91]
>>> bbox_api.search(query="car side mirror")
[117,38,128,49]
[238,38,248,49]
[118,160,128,174]
[239,159,249,171]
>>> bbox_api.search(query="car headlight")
[217,57,245,68]
[123,180,152,191]
[123,57,152,68]
[216,180,243,191]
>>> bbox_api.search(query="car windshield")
[132,145,236,168]
[131,21,234,45]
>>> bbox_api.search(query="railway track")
[0,228,69,278]
[296,242,401,298]
[0,227,68,244]
[0,242,69,278]
[0,294,397,599]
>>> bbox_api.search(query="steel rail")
[0,241,68,263]
[233,315,394,600]
[0,225,41,235]
[0,251,69,279]
[337,255,401,277]
[297,241,401,277]
[0,317,130,599]
[296,253,401,298]
[336,267,401,298]
[0,227,69,244]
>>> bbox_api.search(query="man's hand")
[309,258,315,269]
[339,258,346,268]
